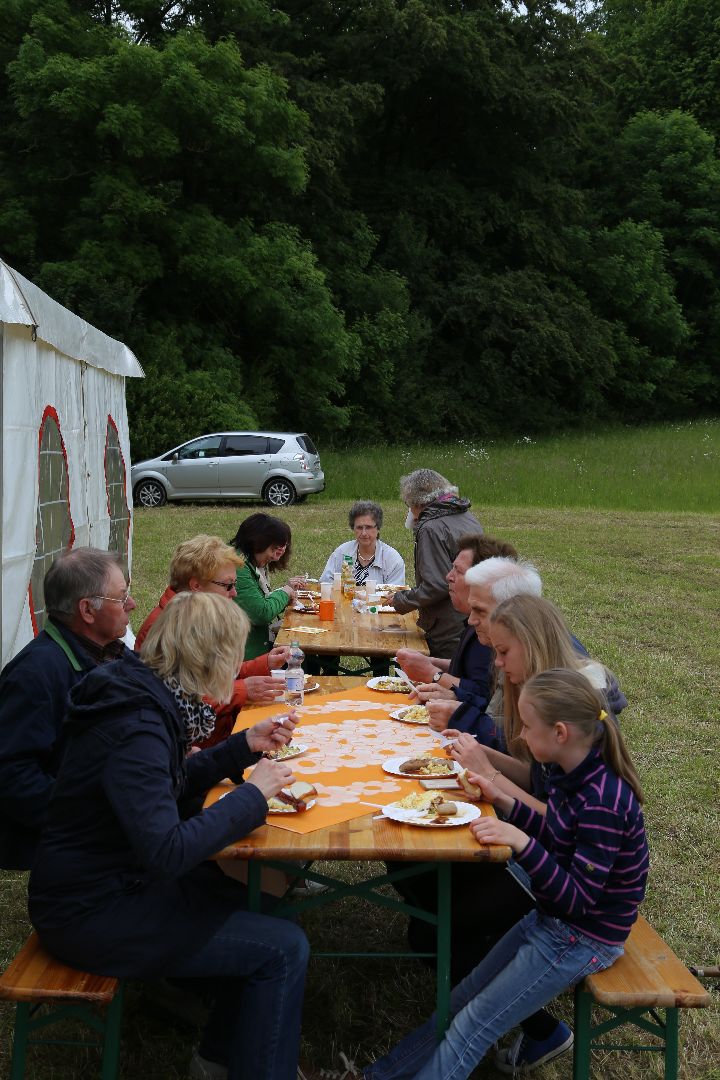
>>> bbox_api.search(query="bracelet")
[486,770,501,783]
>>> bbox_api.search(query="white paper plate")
[382,756,461,778]
[389,706,430,725]
[382,800,480,827]
[267,743,308,761]
[267,798,317,815]
[367,676,413,693]
[303,681,320,693]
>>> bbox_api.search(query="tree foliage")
[0,0,718,460]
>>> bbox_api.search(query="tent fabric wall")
[1,260,143,667]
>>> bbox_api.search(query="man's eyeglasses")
[210,580,236,593]
[93,589,132,609]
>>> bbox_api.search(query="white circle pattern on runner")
[278,705,446,807]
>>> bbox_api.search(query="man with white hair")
[423,556,542,734]
[466,556,543,643]
[391,468,482,658]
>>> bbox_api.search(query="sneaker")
[189,1049,228,1080]
[288,878,330,899]
[494,1021,574,1074]
[297,1051,361,1079]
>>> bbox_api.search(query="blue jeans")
[365,910,623,1080]
[164,908,309,1080]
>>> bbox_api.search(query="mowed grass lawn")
[1,489,719,1076]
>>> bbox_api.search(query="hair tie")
[598,709,608,722]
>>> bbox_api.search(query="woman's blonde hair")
[140,592,249,703]
[490,594,585,757]
[169,535,243,591]
[521,669,644,803]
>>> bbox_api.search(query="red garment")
[135,587,272,748]
[134,585,177,651]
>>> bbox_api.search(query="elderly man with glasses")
[0,547,136,870]
[135,535,290,745]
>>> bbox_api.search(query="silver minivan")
[131,431,325,508]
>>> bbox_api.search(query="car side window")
[266,438,284,454]
[177,436,223,460]
[223,435,269,457]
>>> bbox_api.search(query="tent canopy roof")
[0,258,144,379]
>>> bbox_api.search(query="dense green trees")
[0,0,718,459]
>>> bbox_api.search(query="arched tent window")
[105,416,129,575]
[29,407,75,635]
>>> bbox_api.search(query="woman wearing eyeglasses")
[230,514,305,660]
[135,535,290,742]
[319,501,405,587]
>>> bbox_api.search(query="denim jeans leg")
[365,915,535,1080]
[366,911,623,1080]
[164,908,309,1080]
[413,913,623,1080]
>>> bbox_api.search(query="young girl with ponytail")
[350,667,649,1080]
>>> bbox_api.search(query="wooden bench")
[0,932,123,1080]
[573,915,711,1079]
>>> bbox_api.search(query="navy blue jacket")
[448,623,492,709]
[0,623,102,869]
[29,651,268,977]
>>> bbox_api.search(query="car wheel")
[263,478,297,507]
[134,480,167,508]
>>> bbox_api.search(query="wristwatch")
[431,671,444,684]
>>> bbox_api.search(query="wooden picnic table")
[208,677,510,1035]
[275,590,429,658]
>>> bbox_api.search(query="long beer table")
[209,678,510,1035]
[275,593,429,658]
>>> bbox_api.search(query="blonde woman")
[450,594,624,810]
[29,593,309,1080]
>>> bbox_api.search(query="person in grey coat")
[391,469,482,658]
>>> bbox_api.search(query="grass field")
[319,419,720,512]
[1,440,719,1077]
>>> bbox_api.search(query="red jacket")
[135,587,271,747]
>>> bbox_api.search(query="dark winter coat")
[0,622,110,869]
[393,496,483,658]
[29,651,268,977]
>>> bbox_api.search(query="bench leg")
[101,982,124,1080]
[572,985,593,1080]
[664,1007,679,1080]
[435,862,451,1042]
[10,1002,30,1080]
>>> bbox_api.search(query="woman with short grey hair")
[319,500,405,586]
[399,469,458,511]
[392,468,483,658]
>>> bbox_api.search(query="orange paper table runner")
[229,687,451,834]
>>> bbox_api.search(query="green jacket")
[234,562,290,660]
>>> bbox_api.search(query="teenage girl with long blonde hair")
[450,594,623,811]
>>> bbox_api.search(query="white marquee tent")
[0,258,144,667]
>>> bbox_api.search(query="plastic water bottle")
[341,554,355,599]
[285,641,305,707]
